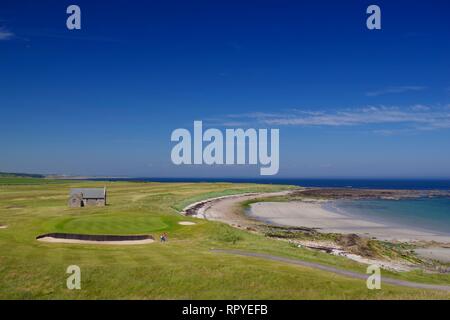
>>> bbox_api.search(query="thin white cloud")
[410,104,430,111]
[0,28,14,40]
[221,105,450,131]
[220,121,249,127]
[20,28,118,43]
[366,86,426,97]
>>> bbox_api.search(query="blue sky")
[1,0,449,178]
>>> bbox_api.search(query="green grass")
[0,177,449,299]
[0,176,70,185]
[52,215,171,235]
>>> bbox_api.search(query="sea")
[325,197,450,236]
[91,178,450,190]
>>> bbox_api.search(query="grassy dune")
[0,177,449,299]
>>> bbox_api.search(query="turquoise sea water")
[328,197,450,235]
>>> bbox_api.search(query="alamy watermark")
[366,5,381,30]
[65,4,380,32]
[366,264,381,290]
[66,265,81,290]
[171,121,279,175]
[66,5,81,30]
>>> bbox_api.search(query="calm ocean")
[92,178,450,190]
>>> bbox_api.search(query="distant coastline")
[87,177,450,190]
[3,171,450,190]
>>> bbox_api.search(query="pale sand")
[0,225,7,229]
[249,201,450,243]
[187,190,294,227]
[37,237,154,245]
[414,247,450,263]
[178,221,196,225]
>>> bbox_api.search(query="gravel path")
[212,249,450,292]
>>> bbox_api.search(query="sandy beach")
[184,190,294,227]
[184,191,450,266]
[248,201,450,243]
[186,191,450,243]
[414,247,450,263]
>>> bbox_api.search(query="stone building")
[68,188,107,207]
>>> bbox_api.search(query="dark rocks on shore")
[292,188,450,200]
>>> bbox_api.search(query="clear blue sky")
[1,0,449,178]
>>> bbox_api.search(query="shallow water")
[327,197,450,236]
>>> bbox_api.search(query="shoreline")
[183,189,450,269]
[183,189,450,244]
[323,199,450,239]
[248,200,450,243]
[182,190,295,224]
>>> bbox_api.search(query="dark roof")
[70,188,106,199]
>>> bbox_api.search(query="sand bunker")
[0,225,7,229]
[178,221,196,225]
[36,233,154,245]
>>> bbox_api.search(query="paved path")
[212,249,450,292]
